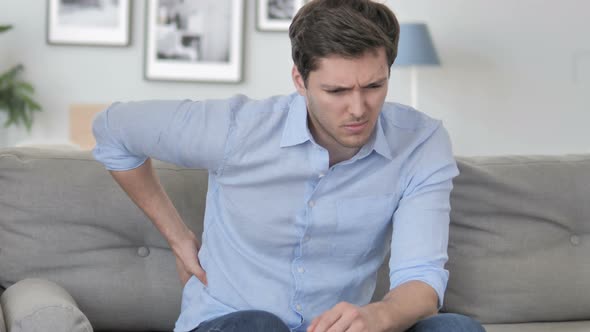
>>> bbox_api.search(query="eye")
[327,89,345,94]
[367,84,383,89]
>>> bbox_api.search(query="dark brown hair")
[289,0,400,84]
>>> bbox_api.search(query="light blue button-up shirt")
[92,93,459,332]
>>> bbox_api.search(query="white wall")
[1,0,588,156]
[388,0,590,156]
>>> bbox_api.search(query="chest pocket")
[331,194,396,257]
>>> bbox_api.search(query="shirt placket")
[289,143,330,328]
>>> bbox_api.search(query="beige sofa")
[1,147,589,331]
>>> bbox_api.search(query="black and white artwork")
[257,0,305,31]
[145,0,244,82]
[47,0,131,46]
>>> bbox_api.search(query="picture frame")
[47,0,131,46]
[144,0,244,83]
[257,0,305,32]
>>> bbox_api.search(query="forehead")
[310,48,389,84]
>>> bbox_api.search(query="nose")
[349,91,366,121]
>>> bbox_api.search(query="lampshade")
[395,23,440,66]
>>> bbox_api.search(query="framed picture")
[257,0,305,32]
[47,0,131,46]
[144,0,244,83]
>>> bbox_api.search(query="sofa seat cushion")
[0,278,92,332]
[0,147,209,331]
[443,154,590,323]
[484,321,590,332]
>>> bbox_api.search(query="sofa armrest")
[0,279,93,332]
[0,299,6,332]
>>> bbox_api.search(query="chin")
[341,137,371,149]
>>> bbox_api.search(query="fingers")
[345,320,365,332]
[175,258,191,286]
[307,317,319,332]
[308,302,366,332]
[173,234,208,286]
[327,309,358,332]
[189,258,208,286]
[311,308,343,332]
[175,254,207,286]
[179,271,191,286]
[190,244,207,285]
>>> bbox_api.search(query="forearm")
[109,157,193,249]
[365,281,439,332]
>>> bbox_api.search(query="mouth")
[342,121,368,134]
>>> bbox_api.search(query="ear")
[292,65,306,96]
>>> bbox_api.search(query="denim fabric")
[190,310,290,332]
[191,311,484,332]
[408,313,486,332]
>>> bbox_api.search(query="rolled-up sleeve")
[92,98,235,171]
[389,123,460,308]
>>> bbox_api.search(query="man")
[92,1,485,331]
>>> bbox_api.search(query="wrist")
[169,227,197,253]
[364,301,400,332]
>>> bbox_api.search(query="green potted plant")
[0,25,41,132]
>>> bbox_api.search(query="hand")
[172,230,207,287]
[307,302,379,332]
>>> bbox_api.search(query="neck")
[308,122,362,167]
[316,134,361,167]
[327,147,360,167]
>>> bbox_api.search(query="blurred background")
[0,0,588,156]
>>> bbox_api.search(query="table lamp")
[395,23,440,109]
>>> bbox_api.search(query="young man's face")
[293,47,389,157]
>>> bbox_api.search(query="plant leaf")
[15,81,34,94]
[21,95,42,111]
[0,64,24,82]
[0,25,12,33]
[0,60,42,131]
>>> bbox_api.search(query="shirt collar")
[351,116,393,161]
[280,94,393,161]
[371,116,393,160]
[280,94,311,148]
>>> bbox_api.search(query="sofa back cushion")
[443,154,590,323]
[0,147,208,331]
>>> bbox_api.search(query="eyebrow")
[320,77,388,90]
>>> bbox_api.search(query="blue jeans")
[407,313,486,332]
[190,310,485,332]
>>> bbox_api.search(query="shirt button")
[296,304,302,311]
[304,235,311,242]
[308,200,315,208]
[297,267,305,273]
[318,172,325,178]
